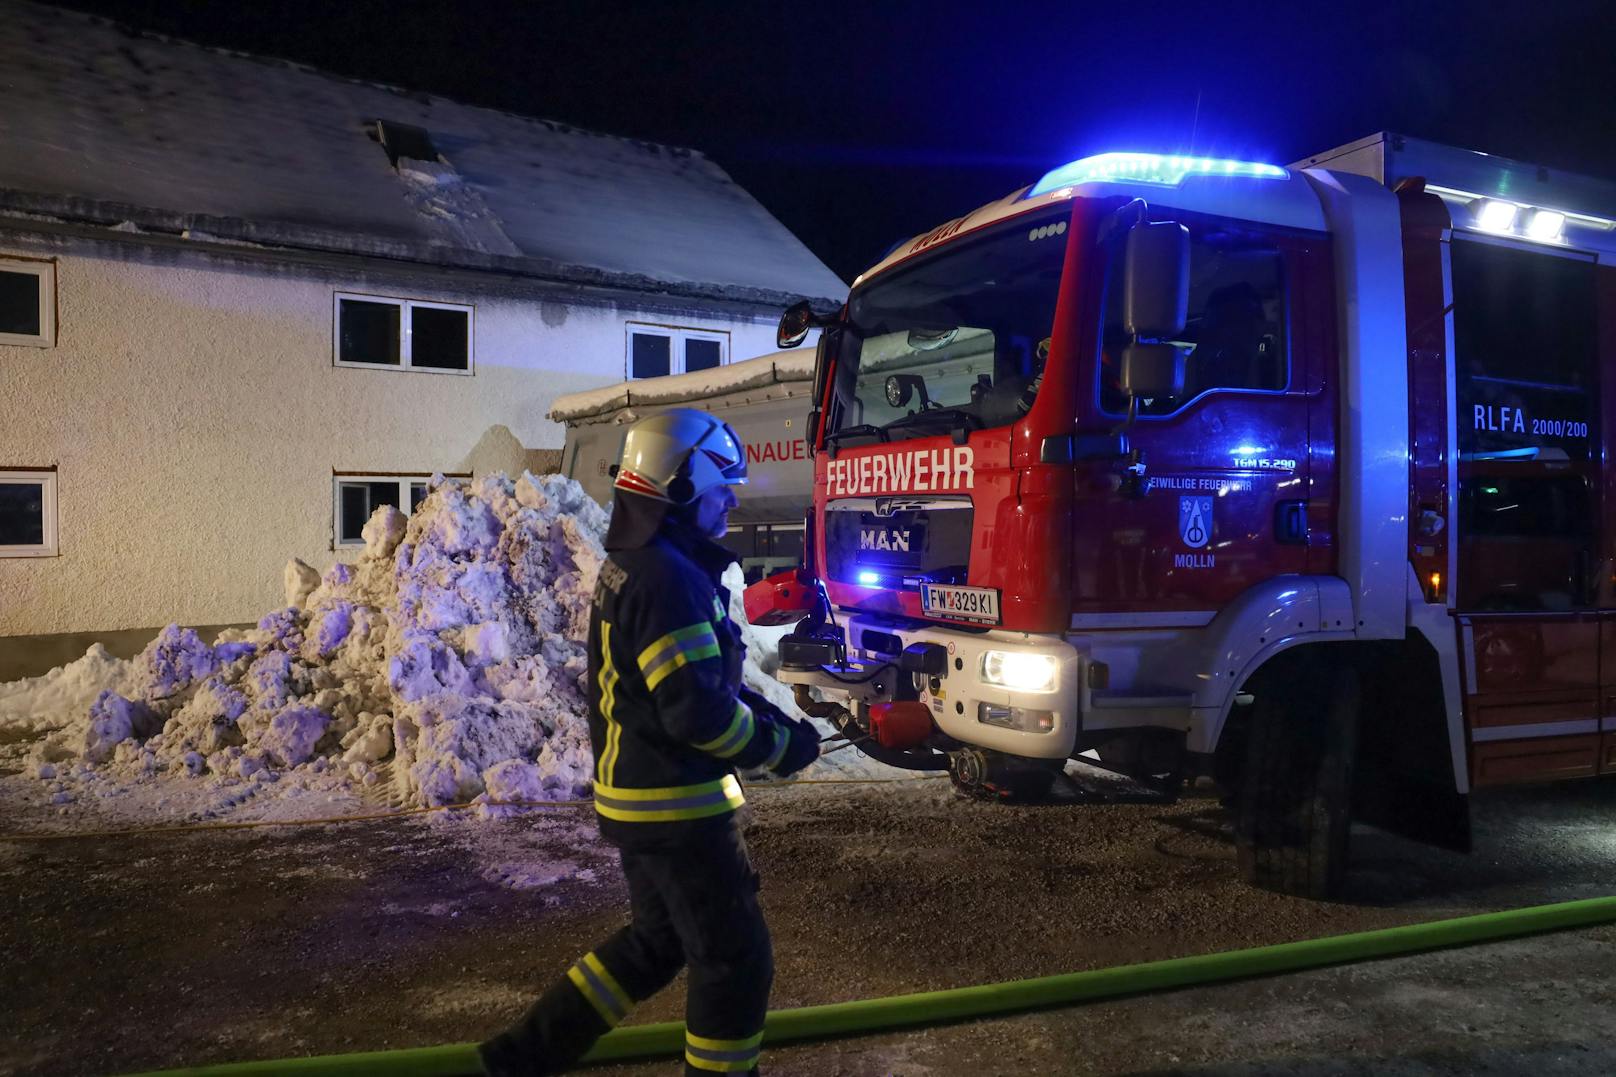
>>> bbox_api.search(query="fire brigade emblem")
[1178,496,1213,549]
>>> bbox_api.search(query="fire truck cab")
[746,133,1616,897]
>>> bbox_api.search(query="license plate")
[921,584,1000,624]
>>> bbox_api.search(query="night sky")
[47,0,1616,284]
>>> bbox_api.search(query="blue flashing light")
[1028,152,1288,197]
[857,570,881,586]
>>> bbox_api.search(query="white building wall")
[0,238,786,637]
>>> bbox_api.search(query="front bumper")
[777,612,1080,759]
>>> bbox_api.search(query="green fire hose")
[127,894,1616,1077]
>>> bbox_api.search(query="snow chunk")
[362,505,407,559]
[84,691,155,764]
[138,625,220,700]
[284,558,321,609]
[259,705,330,768]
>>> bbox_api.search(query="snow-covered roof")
[0,1,846,307]
[550,348,816,423]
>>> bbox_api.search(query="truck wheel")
[1236,653,1359,899]
[949,747,1059,802]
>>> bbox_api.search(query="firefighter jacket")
[587,522,794,847]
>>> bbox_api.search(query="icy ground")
[0,472,897,833]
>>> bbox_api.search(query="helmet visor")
[697,421,749,484]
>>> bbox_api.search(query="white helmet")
[613,408,748,504]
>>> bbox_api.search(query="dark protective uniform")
[480,497,816,1077]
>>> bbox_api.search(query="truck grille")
[824,497,973,589]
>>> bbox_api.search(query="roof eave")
[0,187,843,310]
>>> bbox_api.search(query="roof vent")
[373,120,440,167]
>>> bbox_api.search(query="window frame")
[1094,216,1296,421]
[331,472,466,549]
[0,258,56,349]
[624,321,730,380]
[332,292,475,375]
[0,469,58,557]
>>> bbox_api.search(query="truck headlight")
[979,650,1058,693]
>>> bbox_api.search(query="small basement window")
[0,470,58,557]
[0,259,55,348]
[626,323,729,379]
[334,293,473,373]
[333,473,464,548]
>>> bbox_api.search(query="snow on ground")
[0,472,901,833]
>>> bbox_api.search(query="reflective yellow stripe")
[638,622,721,691]
[597,622,623,785]
[566,962,626,1027]
[694,700,755,760]
[762,723,790,771]
[593,775,745,824]
[581,952,632,1016]
[685,1029,764,1072]
[636,621,713,671]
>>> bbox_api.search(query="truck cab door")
[1072,214,1332,617]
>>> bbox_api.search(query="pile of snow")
[21,472,604,811]
[0,644,138,734]
[7,471,891,823]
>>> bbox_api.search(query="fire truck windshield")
[827,210,1069,442]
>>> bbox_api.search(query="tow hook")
[947,746,1062,801]
[792,686,949,772]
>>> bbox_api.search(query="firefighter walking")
[480,409,821,1076]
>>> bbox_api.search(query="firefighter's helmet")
[613,408,749,504]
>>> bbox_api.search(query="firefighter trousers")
[479,823,774,1076]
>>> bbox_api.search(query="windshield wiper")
[882,407,983,436]
[825,423,890,447]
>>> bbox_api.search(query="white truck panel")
[1301,169,1411,641]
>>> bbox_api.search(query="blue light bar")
[1028,152,1288,197]
[857,570,881,586]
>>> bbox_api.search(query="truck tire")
[1236,653,1359,899]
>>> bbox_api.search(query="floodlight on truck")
[1425,184,1615,230]
[1525,209,1566,241]
[1475,199,1519,233]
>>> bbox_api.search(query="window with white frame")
[626,322,728,379]
[0,258,56,348]
[334,292,473,373]
[0,470,58,557]
[333,473,464,547]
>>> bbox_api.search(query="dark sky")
[49,0,1616,283]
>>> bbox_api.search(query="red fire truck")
[744,132,1616,897]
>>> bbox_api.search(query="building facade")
[0,2,842,666]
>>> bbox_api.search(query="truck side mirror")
[1119,222,1190,400]
[778,300,815,349]
[1119,343,1185,400]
